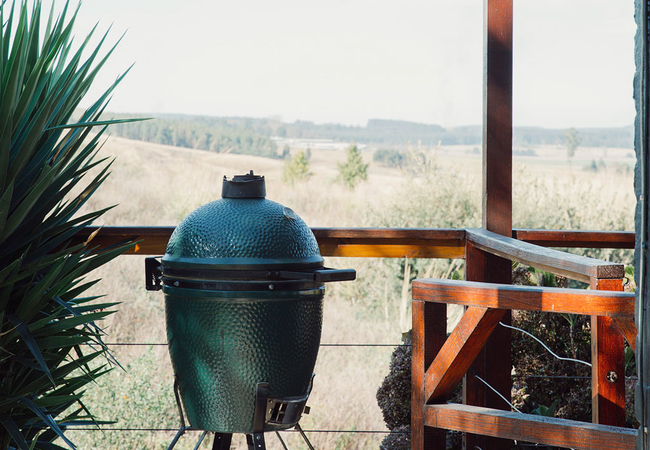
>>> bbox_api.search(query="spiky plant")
[0,1,138,448]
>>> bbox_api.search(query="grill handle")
[277,268,356,283]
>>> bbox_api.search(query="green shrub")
[0,1,134,448]
[283,150,312,186]
[373,149,404,168]
[336,145,368,189]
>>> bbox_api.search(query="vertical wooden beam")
[464,243,512,450]
[412,300,447,449]
[482,0,513,236]
[464,1,514,448]
[591,278,626,427]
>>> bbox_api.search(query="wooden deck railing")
[412,228,637,449]
[74,225,637,448]
[73,226,634,257]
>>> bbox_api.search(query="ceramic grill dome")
[163,192,323,270]
[146,171,355,443]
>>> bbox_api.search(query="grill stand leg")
[167,377,189,450]
[246,433,266,450]
[211,433,232,450]
[245,382,270,450]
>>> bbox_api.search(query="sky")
[38,0,637,129]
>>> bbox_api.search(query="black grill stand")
[166,381,314,450]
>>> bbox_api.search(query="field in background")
[67,136,635,449]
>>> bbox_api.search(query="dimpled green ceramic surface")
[162,195,325,433]
[163,198,323,270]
[164,287,323,433]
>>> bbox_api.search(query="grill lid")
[161,171,323,271]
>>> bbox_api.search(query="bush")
[373,149,404,168]
[283,150,312,186]
[377,332,412,449]
[336,144,368,189]
[0,2,133,448]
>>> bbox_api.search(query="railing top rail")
[466,228,625,282]
[72,226,635,266]
[513,229,634,249]
[412,278,635,318]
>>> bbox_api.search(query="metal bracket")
[145,257,163,291]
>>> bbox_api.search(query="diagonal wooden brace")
[425,306,507,403]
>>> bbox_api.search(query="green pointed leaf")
[18,396,75,450]
[0,412,30,450]
[7,314,54,385]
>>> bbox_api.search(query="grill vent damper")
[146,171,355,449]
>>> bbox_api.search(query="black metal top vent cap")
[222,170,266,199]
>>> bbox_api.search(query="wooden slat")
[425,306,506,403]
[412,279,635,318]
[317,244,464,259]
[463,240,512,450]
[412,300,447,449]
[74,226,174,255]
[483,0,513,237]
[591,278,626,428]
[612,316,637,352]
[514,229,635,249]
[467,228,624,282]
[424,403,636,450]
[70,226,635,257]
[71,226,466,258]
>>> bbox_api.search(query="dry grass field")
[65,135,635,449]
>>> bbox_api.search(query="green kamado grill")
[146,171,355,450]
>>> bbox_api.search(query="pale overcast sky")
[42,0,636,128]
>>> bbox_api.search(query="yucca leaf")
[7,314,54,385]
[19,396,75,449]
[36,335,92,350]
[46,116,151,130]
[33,310,114,337]
[1,1,135,445]
[15,350,106,397]
[0,116,11,189]
[0,412,30,450]
[14,253,66,320]
[56,280,100,302]
[2,159,60,241]
[0,178,13,236]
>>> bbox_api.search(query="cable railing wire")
[96,342,411,347]
[64,427,403,434]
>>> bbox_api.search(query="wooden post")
[412,300,447,449]
[591,278,626,427]
[463,0,513,448]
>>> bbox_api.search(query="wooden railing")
[412,228,637,449]
[73,226,634,257]
[74,226,637,448]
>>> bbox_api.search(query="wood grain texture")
[70,226,634,257]
[412,279,635,318]
[412,301,426,450]
[483,0,513,237]
[612,317,637,352]
[463,240,512,450]
[71,226,466,258]
[591,278,626,428]
[424,403,636,450]
[467,228,624,282]
[317,244,464,259]
[513,229,635,249]
[411,301,447,449]
[424,306,506,403]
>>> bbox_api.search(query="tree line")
[107,114,281,158]
[105,113,633,160]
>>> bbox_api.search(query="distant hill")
[105,113,633,157]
